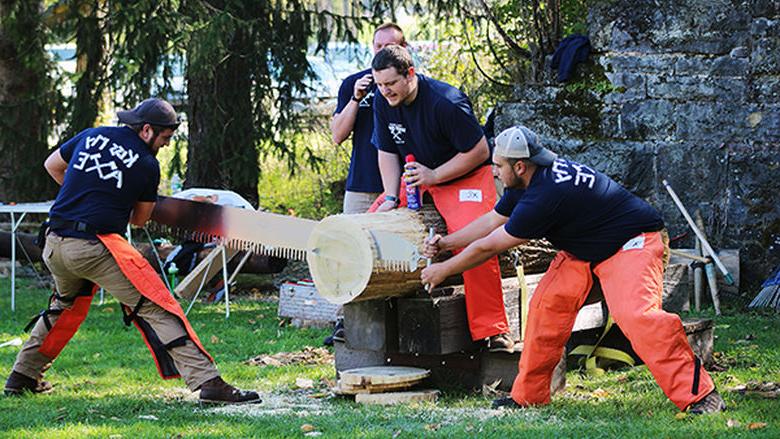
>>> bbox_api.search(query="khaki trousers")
[12,232,219,391]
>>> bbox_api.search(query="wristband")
[384,194,400,205]
[351,95,361,102]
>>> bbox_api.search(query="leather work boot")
[492,396,523,409]
[199,376,261,405]
[4,371,52,396]
[688,390,726,415]
[486,333,515,353]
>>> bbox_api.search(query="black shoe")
[492,396,522,409]
[4,371,51,396]
[688,390,726,415]
[199,377,261,405]
[323,318,345,346]
[486,333,515,353]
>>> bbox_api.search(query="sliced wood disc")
[355,389,440,405]
[333,380,417,395]
[339,366,430,387]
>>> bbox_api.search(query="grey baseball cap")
[117,98,181,128]
[494,125,557,166]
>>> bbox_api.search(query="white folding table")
[0,201,54,311]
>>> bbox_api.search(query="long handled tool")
[662,180,735,285]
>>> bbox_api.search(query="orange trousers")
[370,166,509,339]
[511,231,714,410]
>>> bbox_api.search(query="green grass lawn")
[1,278,779,438]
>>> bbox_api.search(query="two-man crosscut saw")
[149,195,316,261]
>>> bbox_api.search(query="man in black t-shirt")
[5,99,260,405]
[421,125,725,415]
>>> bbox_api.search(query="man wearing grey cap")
[5,98,261,405]
[421,125,724,415]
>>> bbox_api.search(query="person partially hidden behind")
[4,98,260,405]
[421,125,726,415]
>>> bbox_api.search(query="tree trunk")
[0,0,57,202]
[186,22,259,206]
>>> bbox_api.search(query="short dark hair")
[372,45,414,76]
[128,123,169,136]
[374,23,406,46]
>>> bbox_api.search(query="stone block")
[674,56,749,76]
[751,37,780,74]
[647,76,747,101]
[754,76,780,104]
[616,99,676,140]
[673,102,750,140]
[603,71,647,103]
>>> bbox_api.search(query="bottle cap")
[405,154,415,163]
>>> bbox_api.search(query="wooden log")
[307,205,556,305]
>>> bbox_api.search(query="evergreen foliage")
[0,0,59,201]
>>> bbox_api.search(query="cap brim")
[529,148,558,166]
[116,110,141,125]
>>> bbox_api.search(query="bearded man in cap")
[421,125,726,415]
[4,98,260,405]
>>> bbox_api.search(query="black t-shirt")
[495,158,664,262]
[49,126,160,239]
[372,75,485,169]
[335,68,383,193]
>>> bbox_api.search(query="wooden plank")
[355,389,439,405]
[340,366,430,387]
[174,245,239,299]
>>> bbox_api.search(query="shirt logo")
[459,189,483,203]
[72,134,140,190]
[551,159,596,189]
[359,91,373,108]
[622,235,645,251]
[388,123,406,144]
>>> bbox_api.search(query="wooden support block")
[355,389,439,405]
[278,281,340,324]
[397,294,477,355]
[333,341,386,374]
[343,299,398,352]
[386,352,481,391]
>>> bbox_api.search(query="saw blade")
[150,196,316,260]
[368,229,423,272]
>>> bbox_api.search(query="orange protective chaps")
[511,231,714,410]
[369,166,509,339]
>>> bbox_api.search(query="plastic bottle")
[168,262,179,291]
[404,154,421,211]
[170,174,182,194]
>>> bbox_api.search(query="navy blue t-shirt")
[372,75,485,169]
[49,126,160,239]
[335,69,383,193]
[495,158,664,262]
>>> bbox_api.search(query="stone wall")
[495,0,780,296]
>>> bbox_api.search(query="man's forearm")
[378,150,402,196]
[440,211,507,252]
[431,137,489,184]
[330,102,359,144]
[441,228,527,275]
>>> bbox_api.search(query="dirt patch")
[245,347,333,367]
